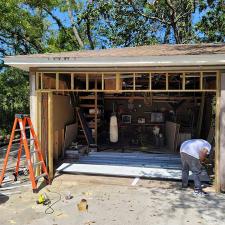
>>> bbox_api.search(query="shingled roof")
[4,43,225,71]
[5,43,225,59]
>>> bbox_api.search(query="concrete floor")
[0,174,225,225]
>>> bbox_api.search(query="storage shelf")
[79,96,95,100]
[78,91,101,144]
[85,114,100,118]
[120,123,165,126]
[104,96,201,100]
[80,104,95,107]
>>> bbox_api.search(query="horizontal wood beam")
[37,70,218,93]
[37,89,217,93]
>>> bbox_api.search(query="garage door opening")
[36,71,218,181]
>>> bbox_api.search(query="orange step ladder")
[0,114,50,192]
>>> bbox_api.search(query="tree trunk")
[65,0,84,48]
[86,17,95,49]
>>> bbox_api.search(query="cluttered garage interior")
[35,70,217,182]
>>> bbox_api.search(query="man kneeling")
[180,139,211,197]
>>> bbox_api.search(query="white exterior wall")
[29,72,37,132]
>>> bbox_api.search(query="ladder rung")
[33,161,43,168]
[35,173,47,181]
[12,138,21,143]
[20,150,37,158]
[30,150,38,154]
[12,138,34,143]
[27,138,35,141]
[15,126,31,132]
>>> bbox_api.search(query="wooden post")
[37,92,42,143]
[86,73,89,90]
[166,73,169,90]
[30,71,39,175]
[200,72,203,90]
[94,79,98,144]
[116,72,120,91]
[133,73,135,90]
[196,93,205,137]
[149,73,152,90]
[216,71,222,192]
[56,73,59,90]
[48,92,54,180]
[40,72,43,90]
[36,73,40,90]
[102,73,104,91]
[71,73,74,90]
[182,73,185,90]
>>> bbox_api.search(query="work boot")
[193,189,209,197]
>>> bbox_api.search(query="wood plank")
[216,71,222,192]
[80,104,95,108]
[166,121,180,152]
[41,93,48,164]
[54,130,59,160]
[174,123,180,152]
[196,93,205,137]
[104,96,201,100]
[94,80,98,144]
[63,123,78,150]
[52,94,75,158]
[105,79,116,90]
[61,128,65,158]
[37,89,217,93]
[38,70,218,92]
[79,96,95,100]
[77,109,95,145]
[48,92,54,180]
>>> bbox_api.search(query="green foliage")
[196,0,225,42]
[0,0,224,134]
[0,68,29,131]
[0,0,47,57]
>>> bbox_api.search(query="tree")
[0,68,29,131]
[130,0,197,44]
[80,0,159,48]
[195,0,225,42]
[0,0,47,57]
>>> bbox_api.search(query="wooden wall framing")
[35,71,218,93]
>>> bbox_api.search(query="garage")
[4,44,225,191]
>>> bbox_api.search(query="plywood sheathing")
[52,94,75,161]
[166,121,180,152]
[41,93,48,163]
[63,123,78,153]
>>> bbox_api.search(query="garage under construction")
[4,44,225,192]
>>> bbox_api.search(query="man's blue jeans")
[180,152,202,190]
